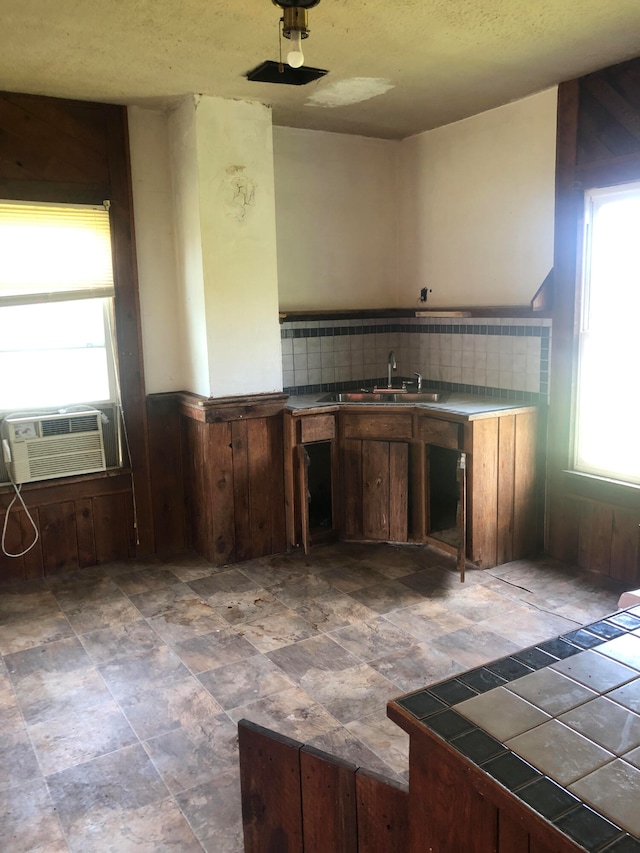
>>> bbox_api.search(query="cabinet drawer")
[418,417,460,449]
[299,414,335,443]
[342,413,413,440]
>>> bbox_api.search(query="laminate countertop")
[285,392,537,421]
[389,607,640,852]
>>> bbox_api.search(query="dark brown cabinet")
[285,404,539,569]
[284,410,339,552]
[339,412,412,542]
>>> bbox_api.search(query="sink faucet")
[414,372,422,391]
[387,350,397,388]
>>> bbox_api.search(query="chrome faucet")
[387,350,397,388]
[414,372,422,391]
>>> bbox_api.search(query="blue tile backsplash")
[281,316,552,403]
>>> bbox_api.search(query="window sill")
[561,468,640,509]
[0,467,131,498]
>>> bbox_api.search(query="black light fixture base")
[245,60,328,86]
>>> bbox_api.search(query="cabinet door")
[346,439,409,541]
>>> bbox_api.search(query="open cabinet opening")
[428,445,460,547]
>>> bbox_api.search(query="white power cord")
[1,472,39,558]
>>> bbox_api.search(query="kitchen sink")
[320,390,445,404]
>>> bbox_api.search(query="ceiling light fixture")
[273,0,321,70]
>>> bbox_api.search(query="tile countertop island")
[388,607,640,853]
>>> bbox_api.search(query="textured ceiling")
[2,0,640,138]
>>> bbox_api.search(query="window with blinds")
[0,200,118,411]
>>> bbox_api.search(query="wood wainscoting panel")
[0,473,135,584]
[146,393,187,557]
[181,394,287,566]
[559,494,640,583]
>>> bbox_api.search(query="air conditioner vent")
[26,434,103,459]
[41,415,100,436]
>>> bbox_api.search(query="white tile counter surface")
[393,607,640,852]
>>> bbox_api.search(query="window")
[0,201,122,483]
[574,181,640,485]
[0,201,117,411]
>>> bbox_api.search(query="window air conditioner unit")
[1,408,107,484]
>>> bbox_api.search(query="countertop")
[285,392,537,421]
[389,607,640,852]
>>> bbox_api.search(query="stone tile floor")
[0,541,630,852]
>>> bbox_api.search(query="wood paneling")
[343,412,413,440]
[238,720,304,853]
[461,410,539,568]
[342,438,364,539]
[610,507,640,583]
[355,770,409,853]
[390,704,586,853]
[417,416,460,449]
[0,93,109,192]
[408,735,498,853]
[300,746,358,853]
[512,412,538,560]
[496,415,515,566]
[146,393,186,556]
[362,440,391,539]
[389,443,409,542]
[467,417,499,568]
[0,89,155,579]
[181,401,286,566]
[497,812,529,853]
[559,496,640,583]
[90,492,135,564]
[549,59,640,584]
[355,439,409,542]
[299,413,335,443]
[0,475,135,583]
[238,719,410,853]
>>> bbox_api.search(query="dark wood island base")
[388,608,640,853]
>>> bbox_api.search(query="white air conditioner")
[1,408,107,484]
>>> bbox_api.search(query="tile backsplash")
[281,316,551,403]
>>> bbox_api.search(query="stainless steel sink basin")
[396,391,443,402]
[320,390,445,404]
[321,392,387,403]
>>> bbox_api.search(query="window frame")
[0,200,124,483]
[572,179,640,486]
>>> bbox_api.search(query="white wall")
[128,106,187,394]
[130,96,283,399]
[397,88,558,307]
[195,96,283,397]
[130,89,558,396]
[274,127,399,311]
[167,96,211,397]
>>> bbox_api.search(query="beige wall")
[130,96,283,398]
[195,96,282,397]
[397,88,557,307]
[130,88,558,395]
[274,127,399,311]
[128,106,188,394]
[167,96,211,396]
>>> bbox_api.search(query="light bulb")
[287,31,304,68]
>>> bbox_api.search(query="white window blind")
[0,200,114,306]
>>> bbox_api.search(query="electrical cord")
[106,307,140,546]
[1,471,39,558]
